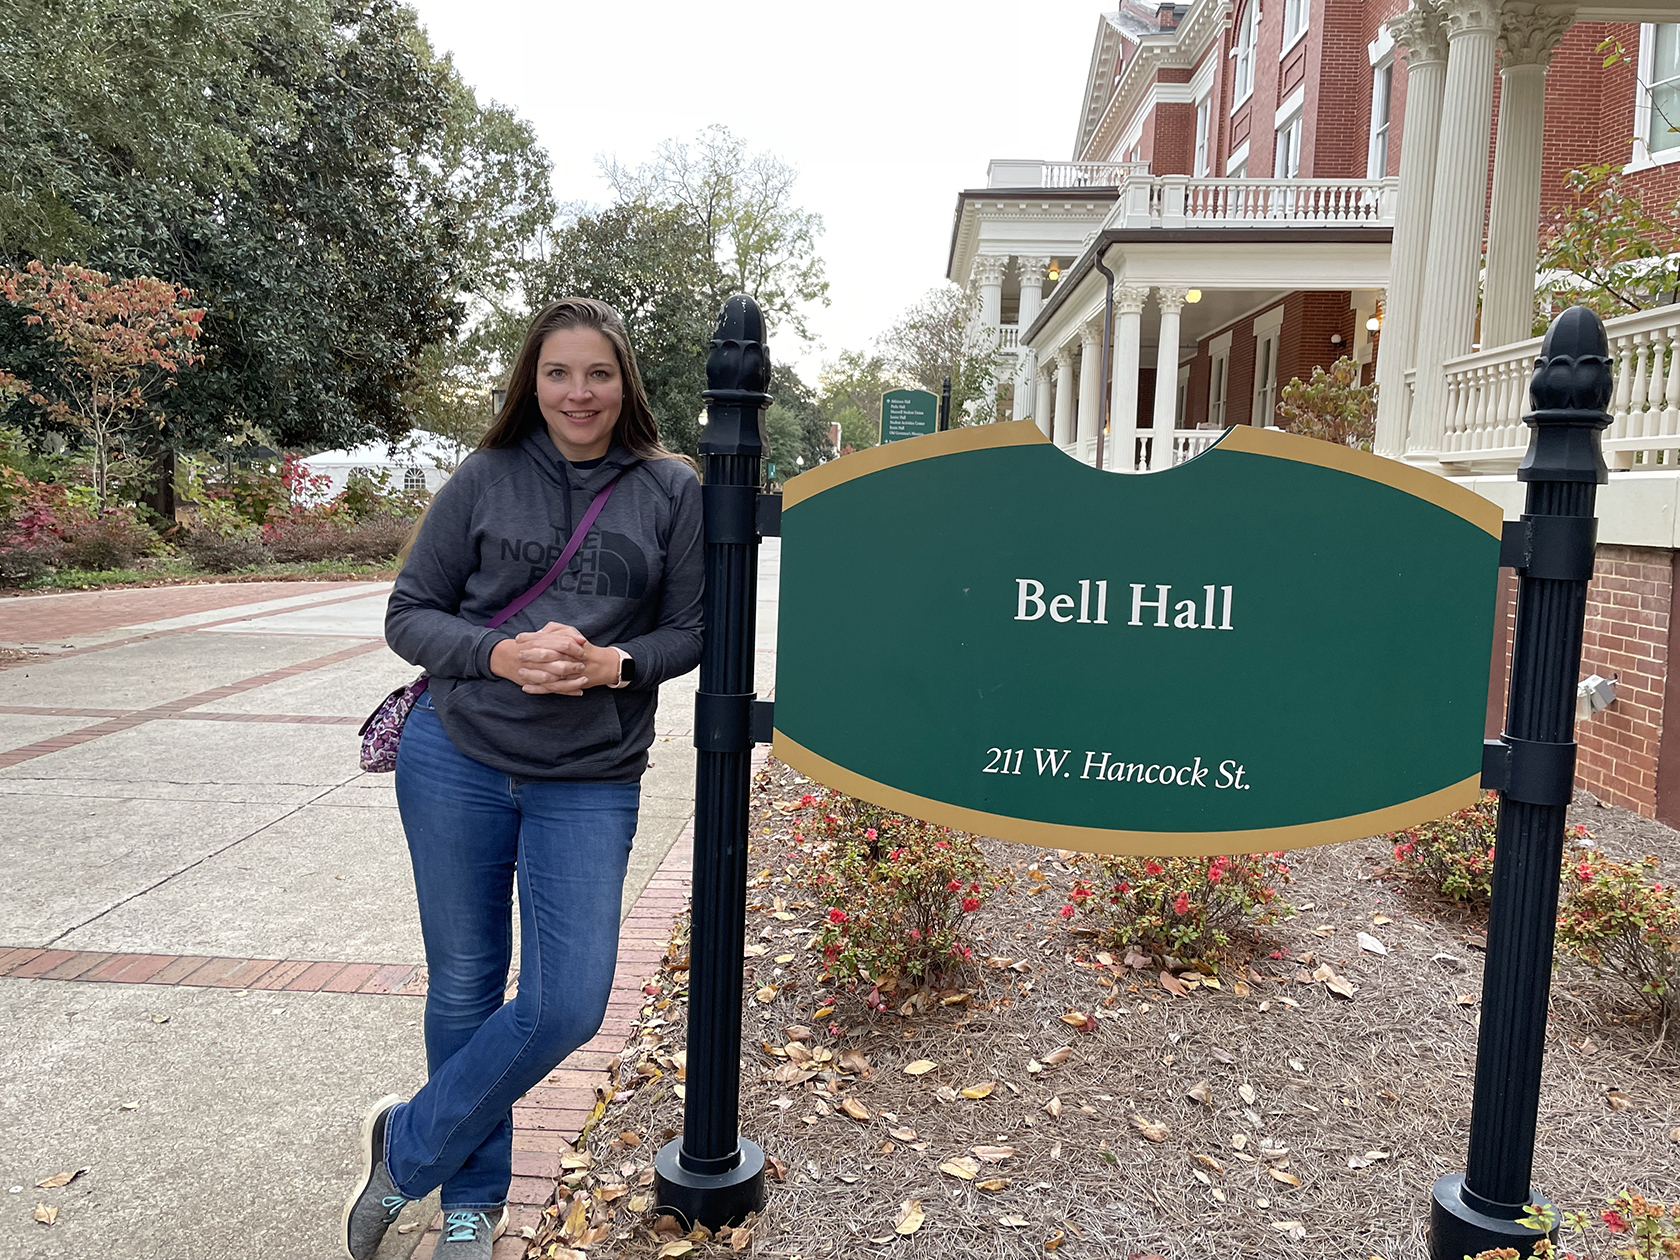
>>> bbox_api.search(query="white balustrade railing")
[999,324,1020,352]
[1052,428,1227,471]
[986,159,1134,189]
[1106,174,1399,229]
[1437,304,1680,470]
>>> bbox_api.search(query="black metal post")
[938,376,952,431]
[1429,307,1612,1258]
[1093,249,1117,472]
[652,295,769,1229]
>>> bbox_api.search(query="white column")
[1108,285,1150,470]
[1373,2,1449,456]
[1052,348,1076,446]
[1151,286,1190,470]
[1483,7,1573,349]
[973,255,1009,338]
[1013,257,1051,421]
[1034,365,1054,438]
[1406,0,1501,461]
[1076,320,1103,459]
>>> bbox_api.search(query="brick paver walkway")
[0,580,374,643]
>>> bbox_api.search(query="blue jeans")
[386,695,638,1209]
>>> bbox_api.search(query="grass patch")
[10,557,398,592]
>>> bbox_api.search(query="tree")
[878,285,1004,426]
[767,363,835,474]
[817,349,899,451]
[1537,163,1680,327]
[603,126,828,339]
[1275,356,1375,450]
[519,199,721,458]
[1,262,203,505]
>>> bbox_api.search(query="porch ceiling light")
[1185,288,1202,303]
[1366,315,1382,332]
[1047,260,1061,282]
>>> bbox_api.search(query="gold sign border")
[782,420,1502,538]
[773,732,1482,858]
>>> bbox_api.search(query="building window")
[1274,114,1302,178]
[1367,59,1393,178]
[1648,24,1680,156]
[1233,2,1259,104]
[1251,312,1283,427]
[1281,0,1306,49]
[1194,97,1211,176]
[1208,333,1232,428]
[403,467,426,491]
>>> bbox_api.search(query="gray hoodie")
[385,429,703,781]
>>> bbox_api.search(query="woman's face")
[535,327,623,462]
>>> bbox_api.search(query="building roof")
[301,431,467,469]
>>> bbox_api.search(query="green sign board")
[881,388,938,443]
[773,422,1501,856]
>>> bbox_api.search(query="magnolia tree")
[2,261,204,506]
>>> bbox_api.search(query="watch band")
[610,647,633,689]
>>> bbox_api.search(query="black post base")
[652,1137,766,1230]
[1430,1174,1557,1259]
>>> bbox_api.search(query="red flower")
[865,828,878,840]
[961,896,981,913]
[799,794,814,806]
[946,879,963,892]
[1172,892,1191,915]
[828,908,849,924]
[1145,860,1164,876]
[1577,861,1594,882]
[1058,903,1076,919]
[1602,1209,1629,1233]
[1207,865,1223,884]
[934,840,950,849]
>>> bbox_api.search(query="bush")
[0,542,61,586]
[338,467,428,522]
[58,507,159,570]
[789,789,1011,999]
[1556,847,1680,1026]
[264,513,353,563]
[179,528,271,573]
[341,512,414,562]
[1060,852,1292,965]
[1386,793,1502,906]
[1471,1190,1680,1258]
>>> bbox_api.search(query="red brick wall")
[1279,292,1356,387]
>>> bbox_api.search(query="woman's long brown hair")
[481,296,681,461]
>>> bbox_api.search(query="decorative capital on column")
[1079,320,1103,352]
[1015,256,1051,289]
[1115,284,1151,316]
[1389,1,1450,63]
[1155,285,1191,315]
[1054,345,1076,371]
[972,255,1009,288]
[1497,3,1574,67]
[1440,0,1502,40]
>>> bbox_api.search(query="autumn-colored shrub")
[341,512,414,561]
[58,506,159,570]
[1470,1190,1680,1258]
[1556,847,1680,1026]
[788,789,1010,1000]
[1386,793,1502,906]
[1060,852,1291,965]
[179,528,271,573]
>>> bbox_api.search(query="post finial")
[1518,305,1613,485]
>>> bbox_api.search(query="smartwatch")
[611,648,635,689]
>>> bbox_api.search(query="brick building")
[946,0,1680,822]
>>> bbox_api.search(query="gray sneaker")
[434,1207,507,1258]
[342,1094,406,1260]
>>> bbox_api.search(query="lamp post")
[1429,306,1611,1257]
[652,295,771,1229]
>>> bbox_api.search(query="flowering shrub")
[1386,793,1502,906]
[58,506,159,570]
[789,789,1010,997]
[1469,1190,1680,1258]
[1059,852,1292,964]
[1555,847,1680,1025]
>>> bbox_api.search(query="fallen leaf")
[973,1145,1016,1162]
[1186,1079,1214,1106]
[560,1153,594,1171]
[1670,1126,1680,1143]
[1131,1114,1170,1142]
[1373,914,1393,925]
[1357,932,1389,955]
[1272,1220,1307,1241]
[656,1242,697,1259]
[1288,1058,1305,1072]
[1231,1133,1249,1150]
[754,986,777,1002]
[1314,924,1336,937]
[617,1130,642,1147]
[812,1004,835,1020]
[1607,1089,1635,1111]
[1042,1045,1072,1065]
[1347,1150,1391,1169]
[895,1199,925,1235]
[998,1215,1030,1227]
[1270,1168,1302,1187]
[888,1125,916,1140]
[961,1082,996,1099]
[904,1059,938,1076]
[1238,1083,1257,1105]
[1232,979,1252,997]
[765,1156,787,1182]
[34,1169,87,1190]
[1158,970,1189,998]
[1325,973,1358,999]
[841,1098,871,1121]
[1045,1229,1065,1250]
[1044,1096,1062,1119]
[1060,1011,1095,1031]
[1192,1153,1225,1174]
[978,1177,1010,1192]
[1457,993,1476,1006]
[940,1157,981,1180]
[628,1194,648,1213]
[839,1049,871,1076]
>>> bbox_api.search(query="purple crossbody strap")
[484,474,623,631]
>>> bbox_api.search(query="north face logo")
[498,527,650,599]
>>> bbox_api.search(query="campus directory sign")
[772,422,1502,857]
[880,388,938,443]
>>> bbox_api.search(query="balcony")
[1057,428,1226,472]
[1105,174,1401,230]
[986,159,1136,189]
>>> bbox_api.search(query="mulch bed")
[525,768,1680,1260]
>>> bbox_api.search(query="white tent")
[297,431,467,501]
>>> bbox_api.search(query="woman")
[343,298,703,1260]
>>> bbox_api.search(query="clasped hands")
[490,622,620,696]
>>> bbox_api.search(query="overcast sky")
[406,0,1104,379]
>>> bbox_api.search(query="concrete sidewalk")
[0,545,779,1259]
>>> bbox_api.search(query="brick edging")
[0,946,429,995]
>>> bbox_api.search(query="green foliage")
[1556,847,1680,1026]
[1470,1190,1680,1258]
[878,286,1002,426]
[1538,164,1680,327]
[1060,853,1292,965]
[1276,356,1375,450]
[788,788,1011,998]
[1386,794,1503,906]
[818,349,898,450]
